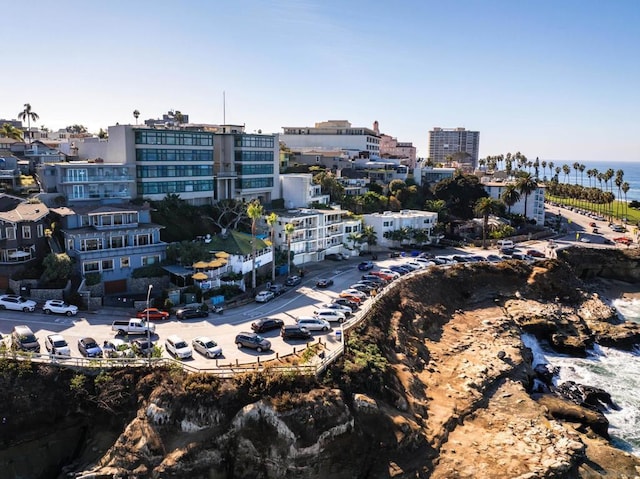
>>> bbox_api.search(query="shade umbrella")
[215,251,230,259]
[208,259,223,268]
[192,272,208,281]
[193,261,209,269]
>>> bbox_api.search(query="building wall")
[280,174,329,209]
[428,128,480,167]
[363,210,438,247]
[483,182,546,225]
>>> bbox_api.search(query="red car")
[136,308,170,320]
[526,249,545,258]
[614,237,632,245]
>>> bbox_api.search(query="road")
[2,203,635,368]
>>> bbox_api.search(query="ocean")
[544,160,640,203]
[522,296,640,456]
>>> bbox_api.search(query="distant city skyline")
[2,0,639,162]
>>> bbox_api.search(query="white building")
[413,164,456,186]
[280,174,329,209]
[363,210,439,248]
[273,208,358,265]
[481,179,546,225]
[281,120,380,157]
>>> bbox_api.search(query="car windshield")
[175,341,188,349]
[21,334,36,342]
[85,341,98,349]
[255,335,265,341]
[204,340,217,348]
[53,340,67,347]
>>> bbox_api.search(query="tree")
[360,225,377,253]
[133,110,140,125]
[247,200,264,290]
[284,222,295,275]
[433,173,488,219]
[17,103,39,143]
[516,173,537,220]
[202,199,246,232]
[501,184,521,215]
[42,253,72,285]
[98,128,108,139]
[266,212,278,282]
[65,124,88,134]
[474,197,502,249]
[622,182,630,221]
[313,171,344,202]
[0,123,23,140]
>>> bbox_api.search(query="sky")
[3,0,639,162]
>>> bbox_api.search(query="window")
[37,224,43,237]
[101,259,114,271]
[83,261,99,273]
[142,255,160,266]
[110,236,125,249]
[6,227,15,240]
[135,234,150,246]
[22,226,31,239]
[120,257,130,268]
[234,135,274,148]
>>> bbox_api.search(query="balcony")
[72,243,166,260]
[61,175,134,184]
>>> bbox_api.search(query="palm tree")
[247,200,264,290]
[17,103,39,144]
[360,225,378,254]
[501,184,521,215]
[516,173,537,219]
[0,123,23,140]
[284,223,295,275]
[475,197,502,249]
[622,182,630,221]
[562,164,570,184]
[266,212,278,282]
[133,110,140,125]
[541,160,547,180]
[615,170,624,220]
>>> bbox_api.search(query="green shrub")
[85,272,101,286]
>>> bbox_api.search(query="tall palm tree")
[622,182,630,221]
[17,103,39,143]
[284,222,295,275]
[133,110,140,125]
[541,160,547,180]
[516,173,537,219]
[501,184,521,215]
[562,164,570,184]
[360,225,378,254]
[615,170,624,220]
[0,123,23,140]
[474,197,502,249]
[266,212,278,282]
[548,161,555,179]
[247,200,264,290]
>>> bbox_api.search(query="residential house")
[205,230,271,283]
[51,202,166,294]
[481,178,546,225]
[363,210,439,248]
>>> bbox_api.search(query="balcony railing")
[61,175,134,183]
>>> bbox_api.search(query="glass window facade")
[234,151,274,162]
[235,164,274,175]
[135,130,213,146]
[234,135,274,148]
[136,149,213,162]
[137,180,214,195]
[136,165,213,178]
[236,178,274,189]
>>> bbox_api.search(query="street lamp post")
[146,284,153,366]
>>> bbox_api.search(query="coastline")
[591,278,640,302]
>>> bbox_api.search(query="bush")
[85,272,101,286]
[132,263,166,279]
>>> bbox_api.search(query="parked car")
[357,261,374,271]
[285,275,302,287]
[165,335,193,359]
[378,269,401,279]
[77,337,102,358]
[325,253,343,261]
[131,338,155,357]
[235,332,271,352]
[135,308,170,320]
[175,306,209,320]
[255,290,275,303]
[0,294,36,312]
[339,290,365,302]
[45,334,71,356]
[11,325,40,353]
[251,317,284,333]
[486,254,503,262]
[281,325,312,340]
[192,336,223,358]
[319,303,353,316]
[526,249,545,258]
[370,271,395,281]
[361,274,385,284]
[43,299,78,316]
[296,316,331,332]
[269,283,286,296]
[331,298,359,311]
[315,278,334,288]
[349,283,374,294]
[313,309,346,323]
[388,265,410,275]
[102,338,135,358]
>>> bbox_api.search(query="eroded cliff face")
[3,255,640,479]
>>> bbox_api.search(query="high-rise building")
[428,127,479,168]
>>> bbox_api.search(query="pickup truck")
[112,318,156,336]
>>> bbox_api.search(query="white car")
[165,335,193,359]
[0,294,36,312]
[313,309,347,323]
[340,289,367,300]
[102,338,135,358]
[296,316,331,332]
[45,334,71,356]
[378,268,401,279]
[192,336,223,358]
[255,290,275,303]
[43,299,78,316]
[319,303,353,316]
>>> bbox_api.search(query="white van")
[497,240,514,249]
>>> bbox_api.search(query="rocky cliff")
[2,250,640,479]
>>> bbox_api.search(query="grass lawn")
[547,195,640,226]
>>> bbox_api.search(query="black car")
[281,325,312,340]
[251,317,285,333]
[332,298,359,311]
[389,265,410,275]
[316,278,334,288]
[361,274,384,284]
[235,332,271,352]
[175,307,209,320]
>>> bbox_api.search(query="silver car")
[192,336,223,358]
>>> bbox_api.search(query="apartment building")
[281,120,380,157]
[280,174,329,209]
[413,164,456,186]
[363,210,439,248]
[0,194,49,268]
[52,202,166,294]
[481,179,546,225]
[428,127,480,168]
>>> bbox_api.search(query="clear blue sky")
[3,0,639,162]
